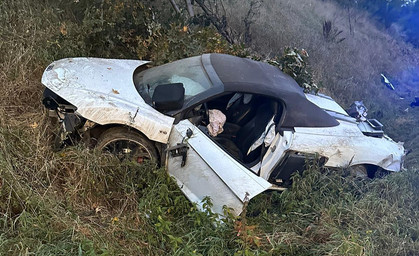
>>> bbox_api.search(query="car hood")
[41,57,149,105]
[41,58,175,143]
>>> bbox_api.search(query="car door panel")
[260,130,294,180]
[167,120,272,216]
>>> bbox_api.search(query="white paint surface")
[41,58,174,143]
[291,121,404,172]
[306,93,349,115]
[167,120,272,216]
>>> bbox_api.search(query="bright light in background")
[402,0,417,7]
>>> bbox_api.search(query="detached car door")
[166,119,272,216]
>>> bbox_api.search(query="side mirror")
[152,83,185,111]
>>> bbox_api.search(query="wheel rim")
[101,138,153,163]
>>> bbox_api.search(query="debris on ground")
[381,74,395,90]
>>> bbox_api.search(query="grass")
[247,165,419,255]
[1,125,418,255]
[0,0,418,255]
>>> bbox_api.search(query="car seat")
[225,94,255,126]
[214,101,277,164]
[235,101,277,163]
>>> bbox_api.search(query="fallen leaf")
[95,207,102,214]
[112,89,119,94]
[60,23,67,36]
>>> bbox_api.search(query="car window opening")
[186,93,282,169]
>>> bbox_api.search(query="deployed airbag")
[207,109,226,137]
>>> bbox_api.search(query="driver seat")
[235,101,277,163]
[215,101,277,164]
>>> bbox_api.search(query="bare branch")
[169,0,181,13]
[185,0,194,16]
[243,0,262,45]
[194,0,236,44]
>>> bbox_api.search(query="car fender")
[41,58,174,143]
[291,122,404,172]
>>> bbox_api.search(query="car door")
[166,119,272,216]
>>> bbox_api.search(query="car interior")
[185,92,283,168]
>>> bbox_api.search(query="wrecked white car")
[41,54,405,216]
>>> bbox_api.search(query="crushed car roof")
[206,54,339,128]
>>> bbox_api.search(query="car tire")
[374,167,389,178]
[349,165,368,178]
[96,127,158,164]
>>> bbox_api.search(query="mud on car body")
[42,54,405,216]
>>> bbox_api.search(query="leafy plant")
[323,20,345,43]
[264,47,319,93]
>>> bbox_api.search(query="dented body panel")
[41,58,174,143]
[293,93,404,172]
[260,130,294,180]
[291,122,404,172]
[167,120,272,215]
[259,94,404,181]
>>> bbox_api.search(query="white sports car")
[41,54,405,215]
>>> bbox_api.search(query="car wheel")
[374,167,389,178]
[96,127,158,164]
[349,165,368,178]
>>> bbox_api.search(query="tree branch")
[243,0,261,45]
[169,0,181,13]
[185,0,194,16]
[194,0,236,44]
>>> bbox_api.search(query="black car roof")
[206,53,339,128]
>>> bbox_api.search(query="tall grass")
[0,0,418,255]
[247,164,419,255]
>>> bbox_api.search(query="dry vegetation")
[0,0,418,255]
[225,0,419,167]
